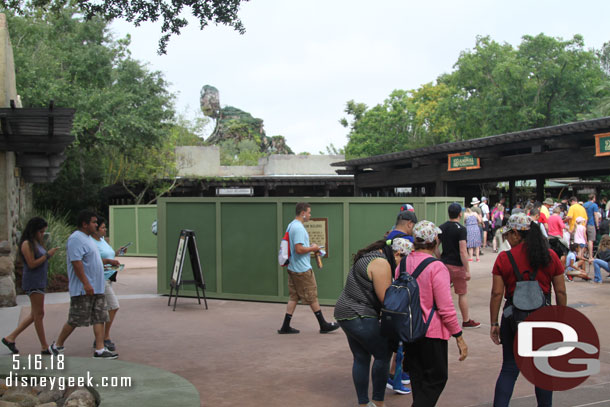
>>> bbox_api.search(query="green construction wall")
[109,205,158,257]
[156,197,463,305]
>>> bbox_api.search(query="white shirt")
[480,202,490,221]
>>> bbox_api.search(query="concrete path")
[2,254,610,406]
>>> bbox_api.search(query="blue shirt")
[566,252,577,270]
[583,201,599,226]
[287,220,312,273]
[92,236,117,280]
[66,230,105,296]
[386,230,414,243]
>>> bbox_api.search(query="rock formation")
[200,85,293,155]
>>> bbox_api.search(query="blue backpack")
[380,256,439,343]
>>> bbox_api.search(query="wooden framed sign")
[448,152,481,171]
[594,132,610,157]
[303,218,329,258]
[168,229,208,311]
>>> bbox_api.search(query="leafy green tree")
[7,8,177,215]
[2,0,249,54]
[343,34,609,158]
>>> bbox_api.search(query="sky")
[111,0,610,154]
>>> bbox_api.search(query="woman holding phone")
[2,217,58,354]
[91,216,127,351]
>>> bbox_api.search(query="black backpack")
[380,256,439,343]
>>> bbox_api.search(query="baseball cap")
[448,202,462,212]
[392,237,414,256]
[507,213,532,231]
[413,220,442,243]
[400,203,415,212]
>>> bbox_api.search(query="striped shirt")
[334,251,386,320]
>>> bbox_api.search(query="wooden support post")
[509,180,516,209]
[536,176,545,202]
[435,179,446,197]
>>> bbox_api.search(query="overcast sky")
[111,0,610,154]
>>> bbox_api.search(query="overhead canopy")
[0,104,76,183]
[333,116,610,197]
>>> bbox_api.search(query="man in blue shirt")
[51,210,118,359]
[583,194,601,259]
[278,202,339,334]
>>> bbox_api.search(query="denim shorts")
[25,288,45,296]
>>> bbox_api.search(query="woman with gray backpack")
[489,213,567,407]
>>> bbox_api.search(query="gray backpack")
[503,251,549,331]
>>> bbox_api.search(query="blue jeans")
[493,315,553,407]
[338,317,391,404]
[593,259,609,282]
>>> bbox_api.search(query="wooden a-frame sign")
[168,229,208,311]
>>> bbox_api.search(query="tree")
[8,8,177,215]
[1,0,249,54]
[343,34,609,158]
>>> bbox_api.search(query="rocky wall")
[0,150,30,307]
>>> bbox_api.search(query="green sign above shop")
[448,152,480,171]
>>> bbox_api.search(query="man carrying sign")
[278,202,339,335]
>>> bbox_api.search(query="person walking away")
[565,196,587,237]
[334,238,414,406]
[2,217,59,355]
[583,194,601,262]
[591,235,610,283]
[50,210,117,359]
[480,197,491,248]
[278,202,339,334]
[490,202,504,238]
[489,213,567,407]
[439,203,480,329]
[91,216,129,351]
[403,221,467,406]
[465,208,482,262]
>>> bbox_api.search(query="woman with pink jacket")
[403,220,468,406]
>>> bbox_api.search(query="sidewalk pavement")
[2,253,610,406]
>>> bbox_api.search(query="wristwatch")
[491,322,499,327]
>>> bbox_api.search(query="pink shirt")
[574,224,586,244]
[547,214,565,237]
[404,252,462,340]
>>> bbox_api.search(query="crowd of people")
[327,194,602,406]
[4,196,607,405]
[2,210,128,359]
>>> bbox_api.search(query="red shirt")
[492,242,563,298]
[538,212,548,224]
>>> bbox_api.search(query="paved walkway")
[1,254,610,406]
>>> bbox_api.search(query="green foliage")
[1,0,249,54]
[18,210,72,279]
[8,8,178,212]
[344,34,609,159]
[319,143,345,155]
[219,139,264,166]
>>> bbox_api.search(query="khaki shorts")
[446,264,468,295]
[287,269,318,305]
[68,294,109,327]
[587,225,596,242]
[104,280,120,311]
